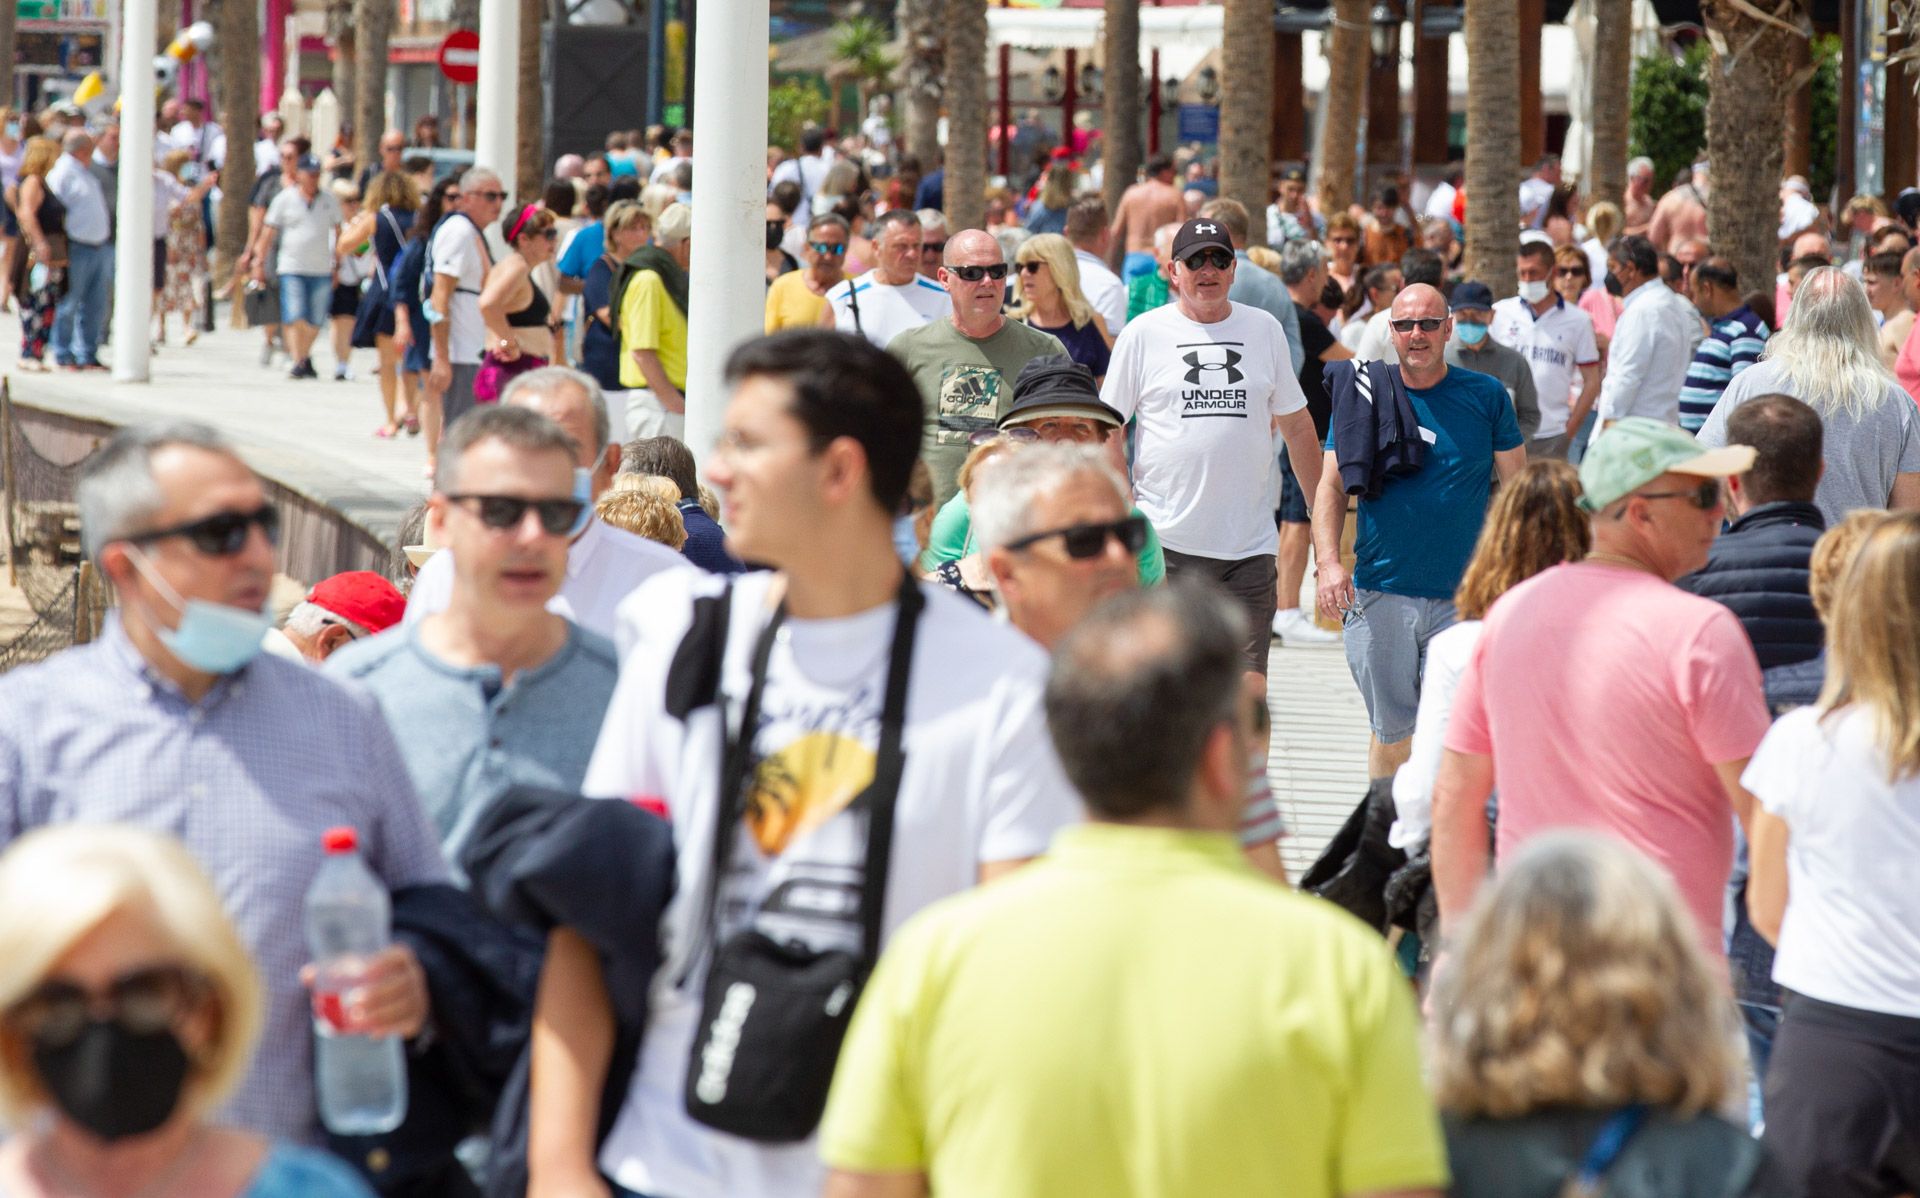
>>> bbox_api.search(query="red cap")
[308,571,406,635]
[321,826,358,853]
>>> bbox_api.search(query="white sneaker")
[1272,608,1341,647]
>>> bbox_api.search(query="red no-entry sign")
[438,30,480,85]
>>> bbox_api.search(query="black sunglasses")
[128,504,279,556]
[1004,515,1148,559]
[948,263,1010,282]
[471,189,508,202]
[1182,249,1235,272]
[1389,316,1450,333]
[921,240,948,254]
[1018,260,1046,274]
[445,494,587,536]
[6,965,208,1049]
[1634,478,1722,511]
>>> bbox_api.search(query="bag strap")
[843,276,865,337]
[1561,1105,1648,1198]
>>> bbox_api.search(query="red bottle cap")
[321,826,359,854]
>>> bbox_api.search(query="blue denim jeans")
[53,238,111,366]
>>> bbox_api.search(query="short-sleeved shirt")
[265,187,342,277]
[580,255,621,391]
[827,270,952,348]
[556,219,604,279]
[1488,295,1599,438]
[819,823,1450,1198]
[889,318,1065,507]
[1446,562,1772,951]
[764,268,830,332]
[1103,301,1307,560]
[429,212,491,364]
[617,269,689,391]
[1327,366,1522,599]
[1295,308,1338,439]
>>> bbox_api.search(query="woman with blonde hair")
[1012,233,1112,383]
[342,169,423,438]
[1433,833,1782,1197]
[0,825,372,1196]
[13,136,64,370]
[1022,162,1076,235]
[154,148,215,347]
[1746,510,1920,1198]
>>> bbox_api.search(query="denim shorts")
[1342,588,1457,742]
[278,273,332,327]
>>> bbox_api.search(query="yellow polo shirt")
[819,822,1449,1197]
[617,269,688,391]
[764,269,829,332]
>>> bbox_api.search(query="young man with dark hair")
[1491,239,1600,457]
[527,329,1080,1198]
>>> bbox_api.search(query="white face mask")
[1517,279,1550,304]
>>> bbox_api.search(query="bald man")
[1312,283,1527,778]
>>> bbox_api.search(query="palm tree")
[1464,0,1520,296]
[1101,0,1142,223]
[327,0,356,141]
[900,0,945,168]
[943,0,987,231]
[1700,0,1807,301]
[353,0,395,174]
[833,15,899,128]
[1219,0,1273,239]
[516,0,544,199]
[0,0,16,120]
[210,0,260,286]
[1316,0,1367,220]
[1587,0,1632,212]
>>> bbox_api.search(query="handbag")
[472,350,548,404]
[681,575,924,1143]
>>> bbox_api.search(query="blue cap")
[294,154,321,173]
[1450,280,1494,312]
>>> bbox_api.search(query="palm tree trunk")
[1219,0,1273,240]
[1701,1,1806,301]
[1464,0,1521,296]
[1587,0,1632,211]
[1101,0,1141,221]
[943,0,986,231]
[0,0,16,113]
[211,0,260,286]
[516,0,545,199]
[353,0,394,175]
[901,0,945,168]
[328,0,356,128]
[1317,0,1367,219]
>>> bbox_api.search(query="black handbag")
[681,574,923,1142]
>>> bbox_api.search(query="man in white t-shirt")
[1491,240,1600,460]
[1065,197,1128,333]
[526,329,1080,1198]
[429,166,506,431]
[1101,218,1325,674]
[255,155,341,380]
[770,127,832,225]
[821,208,951,348]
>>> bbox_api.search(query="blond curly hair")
[595,488,687,550]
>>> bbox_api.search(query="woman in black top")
[13,136,64,370]
[478,202,560,368]
[344,170,421,437]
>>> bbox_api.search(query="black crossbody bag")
[682,575,924,1142]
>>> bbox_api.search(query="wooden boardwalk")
[1267,636,1370,878]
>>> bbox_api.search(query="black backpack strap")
[855,575,924,965]
[663,583,733,722]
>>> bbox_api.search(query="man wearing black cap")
[1446,282,1540,444]
[1101,217,1326,674]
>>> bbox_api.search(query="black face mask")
[766,220,784,251]
[32,1020,191,1142]
[1604,271,1624,297]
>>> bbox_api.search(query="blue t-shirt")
[1329,366,1522,599]
[246,1145,377,1197]
[558,221,605,280]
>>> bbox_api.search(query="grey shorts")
[1530,431,1572,461]
[443,362,482,429]
[1342,588,1458,742]
[1162,548,1278,674]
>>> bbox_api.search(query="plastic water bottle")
[305,826,408,1135]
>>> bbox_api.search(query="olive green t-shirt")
[888,318,1064,507]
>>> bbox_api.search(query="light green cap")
[1576,417,1757,512]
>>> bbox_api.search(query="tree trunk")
[1587,0,1633,211]
[328,0,356,136]
[900,0,945,169]
[1100,0,1141,221]
[517,0,545,198]
[942,0,986,231]
[1219,0,1273,241]
[1464,0,1521,297]
[1316,0,1367,219]
[1701,1,1806,303]
[353,0,395,176]
[212,0,260,287]
[0,0,16,113]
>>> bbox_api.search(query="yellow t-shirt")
[764,269,829,333]
[617,269,688,391]
[820,823,1449,1198]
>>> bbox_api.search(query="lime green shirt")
[820,823,1450,1198]
[617,270,688,390]
[919,489,1165,587]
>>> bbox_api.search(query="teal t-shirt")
[920,490,1165,588]
[1325,366,1522,599]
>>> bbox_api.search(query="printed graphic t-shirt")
[890,319,1065,507]
[1101,301,1306,560]
[582,569,1083,1198]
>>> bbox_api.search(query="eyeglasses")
[471,189,508,202]
[967,426,1042,447]
[921,240,947,255]
[808,241,847,255]
[444,494,588,536]
[5,965,208,1050]
[1633,479,1722,511]
[1389,316,1450,333]
[1182,249,1235,272]
[127,504,280,556]
[948,263,1010,282]
[1004,515,1149,559]
[1018,261,1046,275]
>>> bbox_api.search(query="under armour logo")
[1183,347,1244,385]
[1194,222,1219,235]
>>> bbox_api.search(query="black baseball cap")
[1171,217,1235,260]
[294,154,322,174]
[1000,355,1123,430]
[1450,280,1494,313]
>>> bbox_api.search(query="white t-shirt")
[1424,180,1458,223]
[429,212,491,364]
[1390,619,1482,850]
[1100,301,1307,559]
[584,569,1082,1198]
[1489,296,1600,438]
[403,517,689,642]
[1746,705,1920,1018]
[825,270,952,349]
[1074,247,1128,333]
[1354,307,1399,364]
[264,187,341,277]
[769,153,832,224]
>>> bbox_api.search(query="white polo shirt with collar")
[1489,295,1599,439]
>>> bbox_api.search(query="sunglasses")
[1555,266,1587,277]
[1182,249,1235,272]
[128,504,280,556]
[1633,478,1722,511]
[921,240,947,255]
[1018,260,1047,275]
[1389,316,1450,333]
[948,263,1010,282]
[967,426,1042,447]
[6,965,207,1050]
[445,494,588,536]
[471,189,508,202]
[808,241,847,255]
[1004,514,1149,559]
[536,228,558,240]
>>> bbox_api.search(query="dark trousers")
[1763,992,1920,1198]
[1161,547,1278,674]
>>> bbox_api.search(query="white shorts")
[623,388,686,443]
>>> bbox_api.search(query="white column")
[683,0,768,470]
[110,0,156,382]
[472,0,519,183]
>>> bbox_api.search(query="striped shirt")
[1678,305,1770,432]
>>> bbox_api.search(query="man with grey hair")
[47,128,112,369]
[1274,237,1351,647]
[405,367,687,638]
[1624,155,1656,236]
[430,166,509,429]
[1595,233,1696,430]
[616,201,692,439]
[264,570,407,662]
[916,207,948,280]
[823,207,951,347]
[0,421,448,1143]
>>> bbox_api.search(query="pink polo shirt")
[1897,317,1920,405]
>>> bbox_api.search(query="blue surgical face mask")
[893,514,922,567]
[127,547,273,674]
[571,468,594,535]
[1456,321,1489,347]
[5,123,20,140]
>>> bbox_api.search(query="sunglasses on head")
[967,426,1041,447]
[1389,316,1449,333]
[809,241,846,255]
[128,504,280,557]
[1004,514,1149,559]
[5,965,207,1050]
[1633,478,1722,510]
[1182,249,1235,272]
[445,494,588,536]
[948,263,1010,282]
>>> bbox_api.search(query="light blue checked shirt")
[0,617,448,1143]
